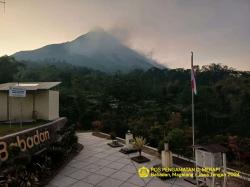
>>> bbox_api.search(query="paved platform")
[47,132,195,187]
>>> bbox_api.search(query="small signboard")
[9,87,26,97]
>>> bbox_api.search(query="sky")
[0,0,249,70]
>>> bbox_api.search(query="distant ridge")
[13,29,163,73]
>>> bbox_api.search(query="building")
[0,82,61,121]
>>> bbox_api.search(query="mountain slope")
[13,29,162,72]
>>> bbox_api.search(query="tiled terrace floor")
[48,132,195,187]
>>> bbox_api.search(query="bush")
[47,146,66,164]
[92,121,103,131]
[110,131,117,140]
[158,128,186,155]
[0,123,79,186]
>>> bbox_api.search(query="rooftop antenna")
[0,0,5,14]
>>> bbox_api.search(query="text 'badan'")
[0,130,50,161]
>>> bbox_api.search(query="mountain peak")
[13,30,162,73]
[74,29,120,47]
[74,28,108,39]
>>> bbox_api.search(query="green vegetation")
[0,55,249,169]
[0,123,41,137]
[0,122,79,186]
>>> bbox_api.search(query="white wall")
[48,90,59,120]
[0,90,59,121]
[35,91,49,120]
[0,92,7,121]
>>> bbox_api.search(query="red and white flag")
[191,52,197,95]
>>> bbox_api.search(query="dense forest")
[0,55,249,170]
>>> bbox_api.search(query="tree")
[0,56,24,83]
[166,128,185,154]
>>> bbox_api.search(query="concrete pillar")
[161,143,173,167]
[125,130,133,149]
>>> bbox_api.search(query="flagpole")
[191,51,195,160]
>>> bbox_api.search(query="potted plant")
[131,136,150,163]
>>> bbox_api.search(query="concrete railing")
[226,167,250,182]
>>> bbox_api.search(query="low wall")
[92,131,250,182]
[92,131,160,157]
[0,117,67,164]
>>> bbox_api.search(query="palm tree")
[133,136,147,157]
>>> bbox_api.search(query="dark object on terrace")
[119,147,138,154]
[107,140,123,148]
[131,155,150,163]
[107,132,123,148]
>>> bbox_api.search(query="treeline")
[0,56,249,164]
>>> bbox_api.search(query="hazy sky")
[0,0,249,70]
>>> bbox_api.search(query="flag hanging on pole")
[191,52,197,95]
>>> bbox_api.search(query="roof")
[0,82,61,91]
[194,144,228,153]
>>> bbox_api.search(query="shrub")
[92,120,103,131]
[133,136,147,157]
[110,131,117,140]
